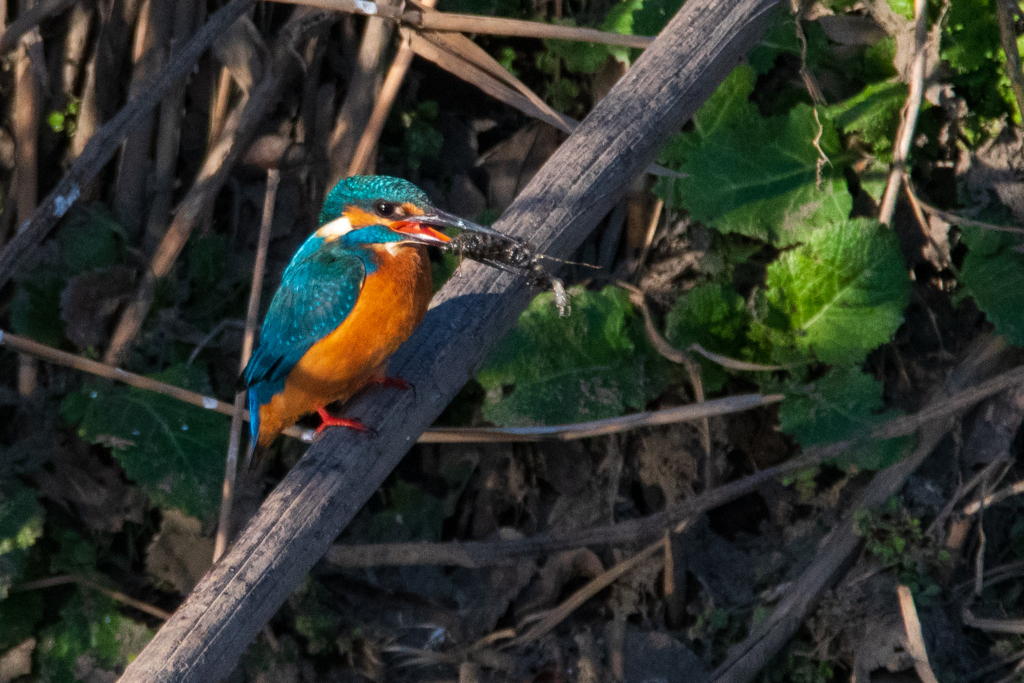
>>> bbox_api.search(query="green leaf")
[48,111,66,133]
[657,66,848,245]
[631,0,684,37]
[61,364,228,520]
[479,286,669,426]
[58,204,124,274]
[10,276,65,346]
[666,282,752,392]
[826,81,908,159]
[38,590,154,683]
[0,591,44,650]
[369,480,446,542]
[0,482,44,599]
[779,365,913,470]
[960,228,1024,346]
[762,218,910,365]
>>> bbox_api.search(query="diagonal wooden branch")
[118,0,781,679]
[0,0,257,293]
[0,0,78,53]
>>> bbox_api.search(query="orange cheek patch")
[401,203,424,216]
[345,206,387,228]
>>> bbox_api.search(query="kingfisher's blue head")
[316,175,502,247]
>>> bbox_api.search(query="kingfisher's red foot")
[315,407,367,435]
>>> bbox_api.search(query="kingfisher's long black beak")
[416,208,507,238]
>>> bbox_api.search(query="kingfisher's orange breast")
[256,243,433,445]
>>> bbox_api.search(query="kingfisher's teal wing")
[243,239,367,442]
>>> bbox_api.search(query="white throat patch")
[316,216,354,240]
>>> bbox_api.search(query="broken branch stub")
[118,0,781,680]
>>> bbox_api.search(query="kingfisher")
[243,175,500,449]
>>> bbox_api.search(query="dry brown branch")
[0,0,257,293]
[962,608,1024,635]
[13,25,40,396]
[14,574,172,620]
[118,0,782,678]
[510,537,667,647]
[143,0,197,255]
[114,0,173,238]
[915,195,1024,234]
[104,9,320,366]
[898,585,940,683]
[879,0,927,224]
[274,0,654,46]
[709,336,1009,683]
[328,0,397,181]
[407,29,572,133]
[327,448,826,569]
[214,169,281,562]
[421,393,783,441]
[423,29,574,131]
[0,0,77,53]
[412,11,654,46]
[964,476,1024,515]
[996,0,1024,120]
[348,18,424,175]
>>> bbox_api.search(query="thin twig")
[964,476,1024,515]
[272,0,654,46]
[879,0,928,224]
[14,574,172,620]
[509,537,667,647]
[0,326,782,444]
[0,328,311,442]
[963,608,1024,635]
[897,585,940,683]
[915,195,1024,235]
[214,169,280,562]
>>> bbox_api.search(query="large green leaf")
[0,482,44,598]
[826,80,908,160]
[657,66,848,245]
[960,226,1024,346]
[61,364,228,520]
[779,365,914,470]
[762,218,910,365]
[666,281,752,392]
[478,286,669,426]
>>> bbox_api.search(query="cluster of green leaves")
[853,498,950,602]
[47,97,81,138]
[660,65,913,470]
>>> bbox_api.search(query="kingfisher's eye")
[375,201,398,217]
